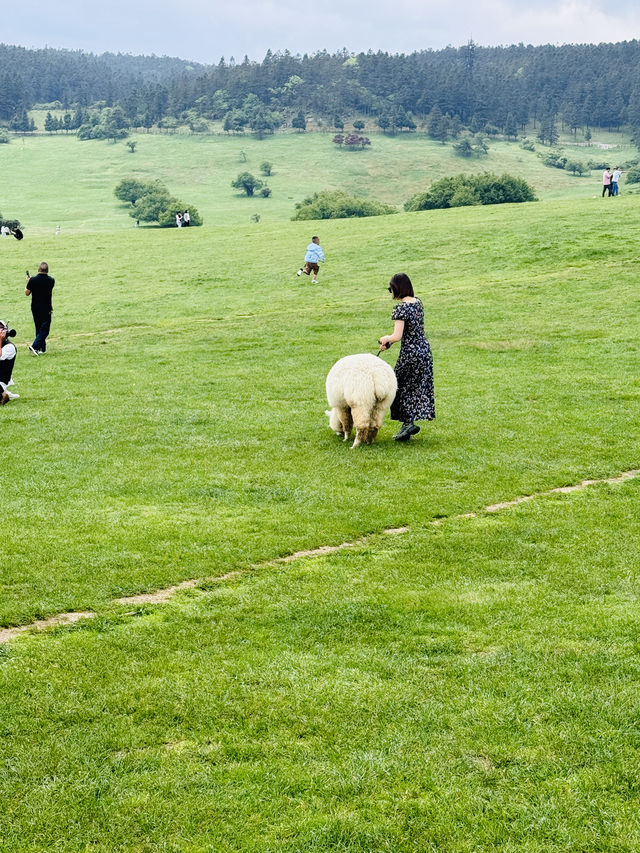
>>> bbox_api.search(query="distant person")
[296,236,325,284]
[602,168,612,197]
[0,320,19,403]
[55,225,61,235]
[378,273,435,441]
[611,167,622,196]
[25,262,55,355]
[0,226,9,237]
[175,212,183,228]
[183,210,190,226]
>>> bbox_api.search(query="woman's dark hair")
[388,273,414,299]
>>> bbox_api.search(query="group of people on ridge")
[602,167,622,196]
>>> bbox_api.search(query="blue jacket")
[304,243,325,263]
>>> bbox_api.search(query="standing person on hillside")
[378,273,435,442]
[602,168,612,197]
[611,167,622,196]
[183,210,190,226]
[175,212,183,228]
[0,320,19,403]
[296,236,325,284]
[25,262,55,355]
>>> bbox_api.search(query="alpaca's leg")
[339,407,353,440]
[350,405,370,448]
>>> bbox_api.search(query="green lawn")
[1,125,636,234]
[1,131,639,849]
[2,481,639,851]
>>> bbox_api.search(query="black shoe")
[393,422,420,441]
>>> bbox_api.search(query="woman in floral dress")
[378,272,435,441]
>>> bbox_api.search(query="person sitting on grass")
[0,321,19,404]
[297,236,325,284]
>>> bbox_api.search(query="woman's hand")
[378,336,392,350]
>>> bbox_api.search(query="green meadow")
[2,122,637,233]
[1,129,639,850]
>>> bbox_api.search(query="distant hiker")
[611,167,622,196]
[175,212,183,228]
[602,168,612,197]
[25,262,55,355]
[296,236,325,284]
[183,210,190,226]
[0,320,19,403]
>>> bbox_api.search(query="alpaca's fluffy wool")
[325,354,397,447]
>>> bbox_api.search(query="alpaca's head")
[325,408,344,435]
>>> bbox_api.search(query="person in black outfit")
[25,262,55,355]
[378,272,435,441]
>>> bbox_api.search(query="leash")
[376,342,391,357]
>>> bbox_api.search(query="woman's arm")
[379,319,405,349]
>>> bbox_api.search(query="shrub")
[260,161,273,176]
[0,214,21,231]
[449,186,481,207]
[231,172,264,197]
[343,133,371,150]
[539,150,568,169]
[453,138,474,157]
[259,186,272,197]
[0,132,9,144]
[132,189,173,223]
[114,178,160,204]
[520,138,535,151]
[157,203,203,228]
[115,179,201,226]
[404,173,537,211]
[566,161,588,176]
[624,166,640,184]
[292,190,396,220]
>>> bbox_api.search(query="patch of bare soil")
[1,469,637,643]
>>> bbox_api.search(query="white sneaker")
[296,269,302,276]
[312,279,318,284]
[5,391,19,400]
[28,345,39,356]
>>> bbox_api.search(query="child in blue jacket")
[297,236,325,283]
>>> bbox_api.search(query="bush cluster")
[292,190,396,220]
[114,178,202,227]
[404,173,537,211]
[625,166,640,184]
[0,213,21,231]
[539,150,568,169]
[333,133,371,150]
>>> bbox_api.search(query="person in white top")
[611,167,622,196]
[0,321,19,403]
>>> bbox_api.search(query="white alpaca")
[325,354,397,448]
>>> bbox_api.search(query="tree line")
[3,40,640,139]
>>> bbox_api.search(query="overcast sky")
[4,0,640,64]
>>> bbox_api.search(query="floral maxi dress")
[389,299,435,423]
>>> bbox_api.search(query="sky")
[4,0,640,65]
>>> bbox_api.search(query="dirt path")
[1,468,637,643]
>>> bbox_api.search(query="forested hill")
[0,44,201,119]
[2,40,640,134]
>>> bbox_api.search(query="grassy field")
[1,130,639,849]
[1,123,637,233]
